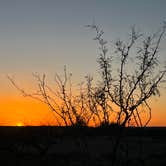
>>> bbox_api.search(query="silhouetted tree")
[8,22,166,128]
[85,22,166,166]
[86,21,166,127]
[8,67,88,126]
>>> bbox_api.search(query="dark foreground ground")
[0,126,166,166]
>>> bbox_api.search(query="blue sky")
[0,0,165,76]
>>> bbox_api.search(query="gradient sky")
[0,0,166,126]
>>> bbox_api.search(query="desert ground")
[0,126,166,166]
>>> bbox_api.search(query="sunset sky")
[0,0,166,126]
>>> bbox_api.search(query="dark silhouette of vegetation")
[85,22,166,166]
[8,22,166,129]
[86,21,166,127]
[8,68,88,127]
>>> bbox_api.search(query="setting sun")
[16,122,24,127]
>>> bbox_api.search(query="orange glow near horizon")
[0,95,57,126]
[0,93,165,127]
